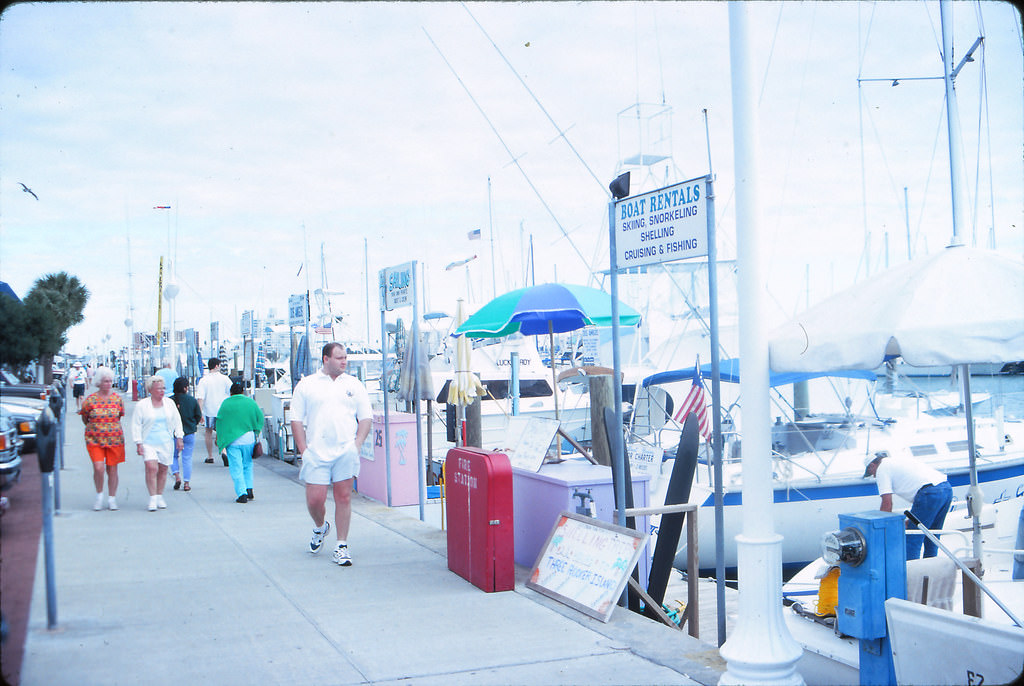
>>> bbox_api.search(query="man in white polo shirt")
[290,342,372,567]
[195,357,233,465]
[864,452,953,559]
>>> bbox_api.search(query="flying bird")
[19,183,38,201]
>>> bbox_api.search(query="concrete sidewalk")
[20,401,726,685]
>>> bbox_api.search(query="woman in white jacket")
[132,375,184,511]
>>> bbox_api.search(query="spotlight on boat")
[609,172,631,199]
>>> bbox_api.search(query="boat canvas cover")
[640,359,875,388]
[769,246,1024,372]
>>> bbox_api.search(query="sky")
[1,1,1021,360]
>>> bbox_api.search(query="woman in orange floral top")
[80,366,126,511]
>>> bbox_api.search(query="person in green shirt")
[215,383,265,503]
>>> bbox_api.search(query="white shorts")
[141,443,174,467]
[299,449,360,486]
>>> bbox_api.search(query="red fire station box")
[446,447,514,592]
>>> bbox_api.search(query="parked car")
[0,368,53,401]
[0,409,23,491]
[0,396,45,453]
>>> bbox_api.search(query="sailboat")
[768,3,1024,682]
[609,3,1024,588]
[635,359,1024,575]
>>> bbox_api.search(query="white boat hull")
[781,488,1024,686]
[886,597,1024,686]
[667,455,1024,574]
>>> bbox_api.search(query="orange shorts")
[87,444,126,466]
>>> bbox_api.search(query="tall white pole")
[365,238,372,348]
[941,0,968,248]
[719,4,803,684]
[488,176,496,299]
[167,275,178,372]
[125,216,136,398]
[941,0,984,566]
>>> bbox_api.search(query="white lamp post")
[164,281,179,373]
[125,317,135,398]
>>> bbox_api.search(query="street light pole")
[165,281,179,373]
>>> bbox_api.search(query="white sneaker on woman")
[108,497,118,511]
[148,496,158,512]
[94,493,104,511]
[156,494,167,509]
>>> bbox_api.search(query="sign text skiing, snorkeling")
[614,176,709,268]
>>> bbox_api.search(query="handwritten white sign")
[527,511,648,622]
[501,416,560,472]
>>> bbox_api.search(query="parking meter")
[35,405,60,628]
[823,511,906,685]
[36,407,57,473]
[48,391,63,421]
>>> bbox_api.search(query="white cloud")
[1,1,1020,357]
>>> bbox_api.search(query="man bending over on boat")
[863,453,953,559]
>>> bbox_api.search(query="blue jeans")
[1013,501,1024,581]
[226,441,254,498]
[907,481,953,559]
[172,433,196,481]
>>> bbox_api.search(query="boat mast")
[940,0,986,566]
[941,0,971,248]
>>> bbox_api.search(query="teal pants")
[226,442,254,498]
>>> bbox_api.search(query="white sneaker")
[107,497,118,511]
[156,494,167,509]
[94,493,104,511]
[148,496,158,512]
[309,522,330,553]
[332,544,352,567]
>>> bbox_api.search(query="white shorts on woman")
[141,443,174,467]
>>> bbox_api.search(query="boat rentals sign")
[614,175,708,269]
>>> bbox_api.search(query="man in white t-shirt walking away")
[290,342,372,567]
[195,357,233,465]
[864,452,954,559]
[69,361,88,411]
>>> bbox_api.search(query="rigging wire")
[910,102,946,258]
[653,4,666,105]
[855,1,876,281]
[980,44,997,249]
[971,1,998,249]
[856,0,995,270]
[634,5,641,115]
[856,81,871,282]
[765,3,817,305]
[759,3,786,105]
[971,42,985,248]
[460,3,608,199]
[421,26,593,278]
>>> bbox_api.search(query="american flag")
[673,361,712,441]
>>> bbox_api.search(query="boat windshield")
[433,378,552,403]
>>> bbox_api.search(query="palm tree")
[24,272,89,383]
[0,293,38,367]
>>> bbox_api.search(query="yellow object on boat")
[815,566,840,617]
